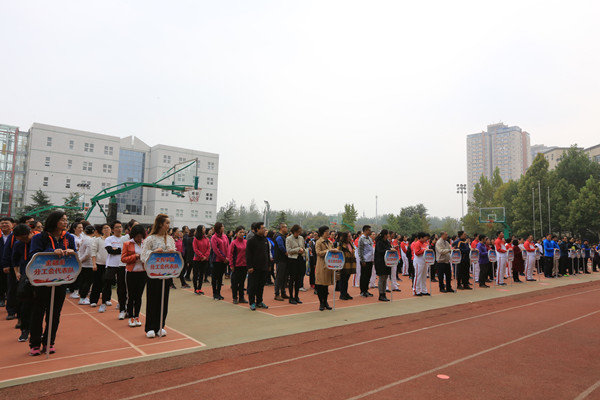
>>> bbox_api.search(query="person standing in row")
[357,225,374,298]
[494,232,508,286]
[76,225,96,305]
[228,226,248,304]
[102,221,127,319]
[512,239,524,282]
[435,231,453,293]
[192,225,210,295]
[411,232,430,296]
[89,224,110,308]
[182,226,194,283]
[454,231,472,290]
[273,223,289,301]
[28,211,76,355]
[141,214,176,338]
[374,229,392,302]
[12,224,35,342]
[285,224,305,305]
[337,231,356,300]
[246,222,269,311]
[315,226,334,311]
[523,235,537,281]
[121,224,147,327]
[477,235,491,288]
[210,222,229,301]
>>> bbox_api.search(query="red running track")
[5,281,600,400]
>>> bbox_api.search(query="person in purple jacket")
[477,235,490,288]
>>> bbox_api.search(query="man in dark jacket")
[273,223,289,301]
[246,222,270,311]
[453,231,472,290]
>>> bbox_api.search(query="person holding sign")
[141,214,176,338]
[374,229,392,302]
[337,232,356,300]
[228,226,248,305]
[245,222,270,311]
[315,226,334,310]
[27,211,76,356]
[121,225,147,327]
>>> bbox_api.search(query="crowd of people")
[1,213,599,357]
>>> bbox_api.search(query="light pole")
[263,200,270,228]
[456,183,466,229]
[76,182,91,210]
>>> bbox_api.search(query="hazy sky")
[2,1,599,219]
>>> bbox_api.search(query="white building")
[466,123,531,199]
[7,122,218,227]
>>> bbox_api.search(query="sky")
[2,1,599,219]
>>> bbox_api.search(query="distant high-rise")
[466,123,531,199]
[530,144,556,161]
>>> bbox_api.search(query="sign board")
[424,249,435,265]
[553,248,560,260]
[469,249,479,263]
[576,250,581,258]
[26,252,81,287]
[507,249,515,262]
[488,249,497,263]
[535,249,542,260]
[325,250,345,270]
[384,250,399,268]
[450,249,462,264]
[145,251,184,279]
[569,249,577,258]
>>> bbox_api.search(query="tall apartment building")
[1,122,218,227]
[466,123,531,199]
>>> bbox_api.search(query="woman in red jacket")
[228,226,248,304]
[121,225,147,327]
[210,222,229,300]
[192,225,210,295]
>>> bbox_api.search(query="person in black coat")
[374,229,392,302]
[246,222,270,311]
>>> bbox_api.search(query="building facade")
[542,145,600,170]
[466,123,531,199]
[3,122,218,227]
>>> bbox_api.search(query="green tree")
[217,200,238,231]
[511,154,550,237]
[554,146,600,190]
[272,211,288,229]
[568,176,600,240]
[19,189,54,221]
[63,192,85,222]
[384,204,429,235]
[341,203,358,232]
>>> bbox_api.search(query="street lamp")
[77,182,91,210]
[456,183,466,229]
[263,200,270,228]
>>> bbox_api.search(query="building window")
[176,209,183,217]
[104,145,113,156]
[43,177,49,186]
[46,137,52,147]
[84,142,94,152]
[83,161,93,171]
[163,155,171,164]
[161,190,169,197]
[205,192,213,201]
[101,182,111,189]
[65,178,71,189]
[205,211,212,219]
[69,140,74,150]
[67,159,72,169]
[103,164,112,174]
[207,161,215,170]
[44,157,50,167]
[207,177,214,186]
[191,210,198,218]
[178,157,185,163]
[160,207,169,214]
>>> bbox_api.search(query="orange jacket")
[121,240,143,272]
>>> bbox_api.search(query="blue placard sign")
[26,252,81,287]
[145,251,184,279]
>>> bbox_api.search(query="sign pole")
[390,272,393,302]
[159,279,165,338]
[46,286,55,359]
[332,277,336,310]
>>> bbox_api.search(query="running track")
[5,281,600,400]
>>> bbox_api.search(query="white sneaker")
[118,311,126,320]
[98,304,106,313]
[135,317,142,326]
[299,287,308,292]
[69,291,80,299]
[90,303,97,307]
[159,329,167,337]
[78,298,86,305]
[146,330,156,338]
[81,298,90,305]
[128,318,136,327]
[105,301,112,306]
[115,304,120,310]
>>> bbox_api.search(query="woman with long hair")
[192,225,210,294]
[210,222,229,300]
[228,226,248,304]
[121,224,148,327]
[337,231,356,300]
[141,214,176,338]
[315,226,334,311]
[374,229,392,302]
[27,210,77,355]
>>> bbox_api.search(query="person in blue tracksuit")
[582,241,591,274]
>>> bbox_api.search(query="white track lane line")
[120,287,600,400]
[575,378,600,400]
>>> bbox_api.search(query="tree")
[511,154,550,237]
[384,204,429,235]
[63,192,85,222]
[272,211,288,229]
[341,203,358,232]
[568,176,600,241]
[19,189,54,221]
[217,200,238,231]
[554,146,600,190]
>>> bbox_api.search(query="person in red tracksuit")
[523,235,537,281]
[494,232,508,285]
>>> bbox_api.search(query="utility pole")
[538,181,543,237]
[456,183,466,230]
[532,187,536,239]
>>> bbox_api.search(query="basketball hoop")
[486,219,494,229]
[189,190,200,203]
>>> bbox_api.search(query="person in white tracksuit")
[411,232,430,296]
[400,236,409,276]
[494,232,508,286]
[523,235,537,281]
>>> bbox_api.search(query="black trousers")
[183,259,193,280]
[248,269,267,305]
[288,257,305,300]
[593,257,600,272]
[145,278,169,333]
[0,270,6,302]
[231,266,247,300]
[437,262,451,290]
[29,285,66,348]
[78,268,95,299]
[89,264,105,305]
[179,259,192,286]
[126,271,146,318]
[479,262,490,286]
[211,262,226,297]
[103,267,127,310]
[543,256,553,277]
[275,259,288,296]
[360,262,373,293]
[457,261,470,287]
[559,257,568,275]
[309,262,316,287]
[20,300,32,332]
[192,260,208,291]
[6,269,18,316]
[316,284,329,305]
[339,269,351,296]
